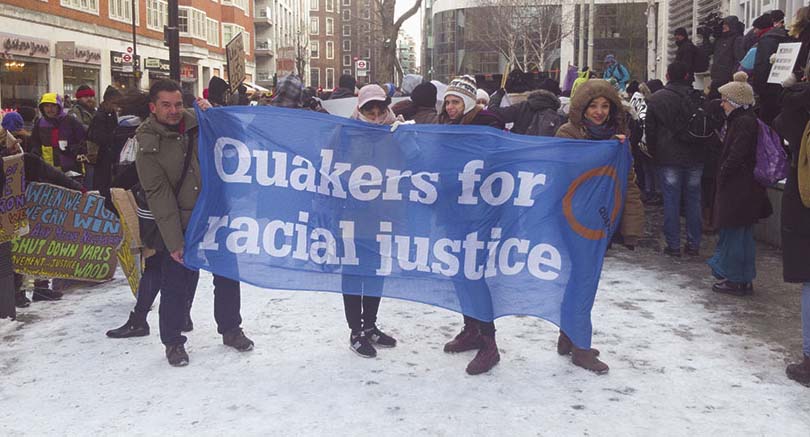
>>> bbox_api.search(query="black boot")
[106,311,150,338]
[165,344,189,367]
[223,328,254,352]
[15,290,30,308]
[32,287,63,301]
[182,313,193,333]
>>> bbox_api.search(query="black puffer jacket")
[753,26,791,88]
[645,82,706,166]
[329,88,355,99]
[709,28,745,83]
[675,38,699,75]
[774,81,810,164]
[488,90,563,136]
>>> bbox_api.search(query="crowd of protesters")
[1,7,809,387]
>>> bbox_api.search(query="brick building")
[0,0,255,110]
[308,0,341,90]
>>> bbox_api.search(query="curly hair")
[789,6,810,38]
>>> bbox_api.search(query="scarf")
[583,118,617,140]
[352,107,400,125]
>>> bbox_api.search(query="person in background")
[271,75,304,109]
[68,84,96,130]
[708,72,772,295]
[753,10,790,125]
[706,16,746,99]
[29,92,86,175]
[391,81,439,124]
[331,74,357,99]
[628,81,661,205]
[787,7,810,82]
[487,81,563,137]
[674,27,699,81]
[476,89,490,106]
[207,77,230,107]
[400,74,423,96]
[602,54,631,92]
[87,86,122,195]
[555,79,644,374]
[571,67,595,100]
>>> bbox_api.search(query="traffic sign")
[356,60,367,70]
[126,47,133,54]
[123,54,132,63]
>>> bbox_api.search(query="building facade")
[0,0,256,110]
[308,0,341,89]
[397,29,418,75]
[253,0,307,87]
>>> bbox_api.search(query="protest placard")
[110,188,144,296]
[768,42,802,84]
[0,153,29,243]
[11,183,123,282]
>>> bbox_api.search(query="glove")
[782,72,797,88]
[390,119,415,132]
[770,53,777,64]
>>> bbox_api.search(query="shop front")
[180,63,198,96]
[145,57,170,86]
[0,32,50,110]
[110,50,141,90]
[61,44,102,98]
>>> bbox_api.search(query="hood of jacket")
[38,93,65,119]
[761,26,789,41]
[567,79,627,132]
[526,89,561,112]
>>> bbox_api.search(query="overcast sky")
[395,1,423,67]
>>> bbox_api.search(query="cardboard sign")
[226,33,246,93]
[768,42,802,84]
[0,154,29,243]
[11,183,123,282]
[110,188,146,297]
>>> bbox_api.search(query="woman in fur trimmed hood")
[555,79,645,375]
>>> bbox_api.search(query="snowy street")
[2,245,809,436]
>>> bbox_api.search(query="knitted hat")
[604,54,617,65]
[1,111,23,132]
[208,76,229,106]
[476,89,490,104]
[444,75,477,114]
[719,71,755,106]
[770,9,785,24]
[75,84,95,99]
[411,82,437,108]
[674,27,688,37]
[102,85,121,102]
[753,13,773,29]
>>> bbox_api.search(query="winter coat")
[793,28,810,78]
[555,79,644,245]
[488,89,563,136]
[570,70,593,100]
[88,109,118,160]
[713,107,773,227]
[645,82,706,166]
[774,82,810,163]
[438,104,505,129]
[782,158,810,283]
[135,110,201,253]
[29,103,87,173]
[709,31,745,84]
[603,63,630,91]
[68,104,95,131]
[753,26,791,89]
[329,88,355,99]
[675,38,699,75]
[390,99,439,124]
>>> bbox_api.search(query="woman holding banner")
[340,84,403,358]
[439,75,507,376]
[555,79,644,374]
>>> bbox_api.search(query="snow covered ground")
[1,251,809,436]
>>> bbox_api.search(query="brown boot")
[572,347,609,374]
[557,331,600,356]
[786,355,810,387]
[444,324,482,353]
[466,335,500,375]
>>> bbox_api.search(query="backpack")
[526,109,562,137]
[666,87,714,144]
[754,119,788,186]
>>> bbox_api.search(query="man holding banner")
[135,80,254,367]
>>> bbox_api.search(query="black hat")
[770,9,785,24]
[339,74,356,91]
[537,78,561,96]
[410,82,437,107]
[752,13,773,29]
[674,27,688,37]
[102,85,121,102]
[208,76,229,106]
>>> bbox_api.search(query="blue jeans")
[659,165,703,250]
[802,282,810,357]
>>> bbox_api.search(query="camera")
[698,12,724,39]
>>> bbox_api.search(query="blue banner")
[186,106,631,348]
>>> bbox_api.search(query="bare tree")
[370,0,422,84]
[470,0,572,73]
[294,20,309,79]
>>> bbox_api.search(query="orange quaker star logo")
[562,165,623,240]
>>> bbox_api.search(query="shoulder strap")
[174,133,194,197]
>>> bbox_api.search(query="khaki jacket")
[135,110,201,253]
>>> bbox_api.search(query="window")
[109,0,139,24]
[181,8,206,40]
[326,18,334,36]
[310,68,320,87]
[342,39,351,51]
[342,0,350,5]
[178,8,188,33]
[310,0,318,10]
[242,32,250,55]
[222,0,249,14]
[342,25,351,37]
[310,41,320,59]
[207,18,219,46]
[326,41,334,59]
[343,69,352,75]
[326,0,334,11]
[343,55,351,66]
[364,48,371,59]
[223,23,247,51]
[147,0,168,31]
[61,0,99,14]
[310,17,319,34]
[342,9,350,21]
[325,68,335,90]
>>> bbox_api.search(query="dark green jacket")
[134,110,201,253]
